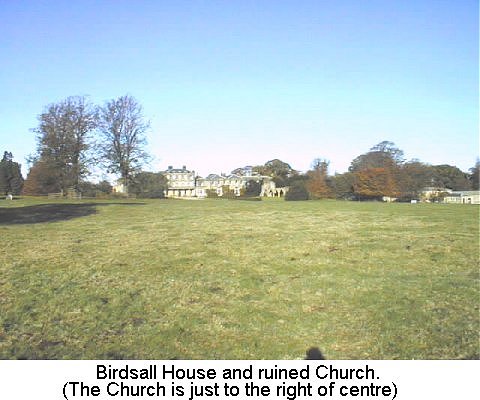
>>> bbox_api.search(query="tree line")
[243,142,478,201]
[2,94,479,200]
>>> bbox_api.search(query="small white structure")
[382,196,397,203]
[112,181,127,194]
[420,187,452,202]
[5,194,13,200]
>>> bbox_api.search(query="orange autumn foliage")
[353,167,399,199]
[306,169,333,199]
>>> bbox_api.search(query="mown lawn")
[0,197,478,359]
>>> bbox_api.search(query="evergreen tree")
[330,172,355,200]
[468,160,479,190]
[285,181,309,201]
[0,151,24,195]
[244,180,262,197]
[430,164,470,190]
[253,159,297,187]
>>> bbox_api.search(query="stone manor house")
[162,165,288,198]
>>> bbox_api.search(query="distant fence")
[24,189,141,200]
[47,190,82,199]
[67,191,82,199]
[43,192,139,200]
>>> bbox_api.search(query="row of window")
[168,174,194,181]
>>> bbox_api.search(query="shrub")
[221,185,236,199]
[136,189,165,199]
[206,189,219,198]
[129,172,166,198]
[285,182,309,201]
[244,180,262,197]
[78,180,112,198]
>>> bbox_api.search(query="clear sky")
[0,0,478,178]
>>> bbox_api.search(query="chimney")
[168,166,173,171]
[183,165,186,171]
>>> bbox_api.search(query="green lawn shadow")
[0,202,145,225]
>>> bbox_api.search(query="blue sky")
[0,0,478,178]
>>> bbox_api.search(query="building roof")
[164,166,193,173]
[205,174,222,180]
[450,190,480,196]
[422,187,453,192]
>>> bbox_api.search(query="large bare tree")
[98,95,150,192]
[32,96,97,192]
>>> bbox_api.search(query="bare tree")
[98,95,150,192]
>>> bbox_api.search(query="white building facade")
[163,166,197,198]
[443,190,480,204]
[162,166,288,199]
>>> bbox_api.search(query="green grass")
[0,197,478,359]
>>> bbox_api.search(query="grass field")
[0,197,478,359]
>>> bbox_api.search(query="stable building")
[443,190,480,204]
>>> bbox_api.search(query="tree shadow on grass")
[0,202,145,225]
